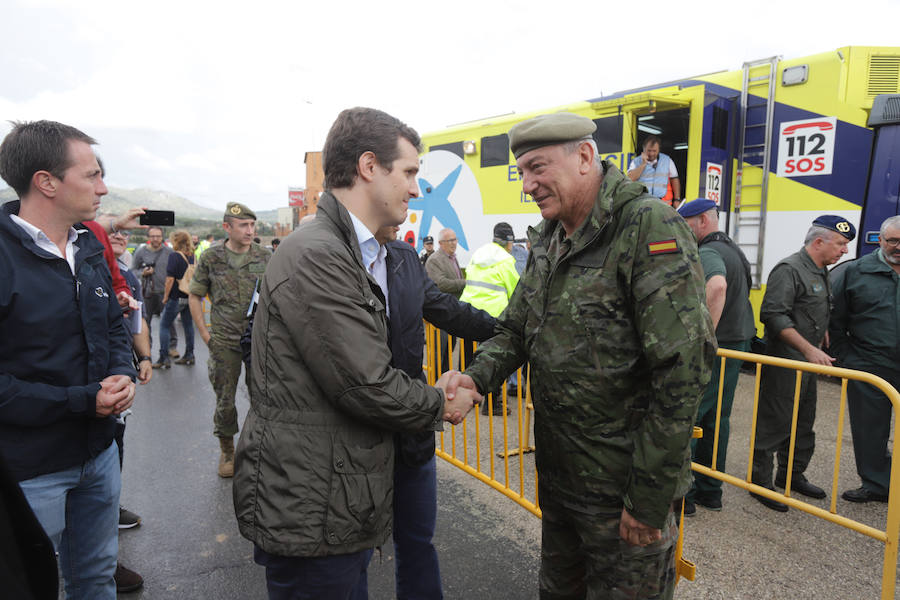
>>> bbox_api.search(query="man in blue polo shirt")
[0,120,136,599]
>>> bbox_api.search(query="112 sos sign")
[776,117,836,177]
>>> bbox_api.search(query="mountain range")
[0,187,278,223]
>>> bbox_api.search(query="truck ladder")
[732,56,780,288]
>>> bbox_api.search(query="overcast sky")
[2,0,899,210]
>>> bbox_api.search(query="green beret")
[224,202,256,221]
[509,112,597,159]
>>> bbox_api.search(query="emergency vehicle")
[403,46,900,328]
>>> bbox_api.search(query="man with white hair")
[751,215,856,511]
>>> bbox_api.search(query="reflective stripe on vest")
[465,280,507,293]
[636,153,671,198]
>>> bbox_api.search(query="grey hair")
[804,225,835,245]
[563,138,601,165]
[880,215,900,237]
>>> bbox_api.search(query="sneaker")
[174,355,195,365]
[119,506,141,529]
[168,348,180,358]
[152,358,171,369]
[115,562,144,593]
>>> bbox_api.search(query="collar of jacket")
[797,247,827,274]
[860,249,897,275]
[1,199,104,267]
[316,191,368,271]
[526,161,646,258]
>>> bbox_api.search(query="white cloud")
[2,0,900,209]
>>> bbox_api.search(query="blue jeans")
[158,296,194,361]
[18,442,121,600]
[394,455,442,598]
[254,545,373,600]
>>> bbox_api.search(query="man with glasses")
[133,227,177,362]
[830,215,900,503]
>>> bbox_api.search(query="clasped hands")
[434,371,482,425]
[96,374,135,417]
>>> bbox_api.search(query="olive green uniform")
[829,249,900,496]
[190,242,271,437]
[465,163,716,600]
[752,248,830,486]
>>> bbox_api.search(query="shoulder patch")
[647,239,680,256]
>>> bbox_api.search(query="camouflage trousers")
[539,498,677,600]
[208,337,249,438]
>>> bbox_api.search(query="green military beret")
[224,202,256,221]
[509,112,597,159]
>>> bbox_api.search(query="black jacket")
[0,201,136,482]
[386,240,497,465]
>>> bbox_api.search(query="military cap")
[677,198,718,219]
[224,202,256,221]
[422,235,434,243]
[509,112,597,159]
[493,222,515,242]
[813,215,856,241]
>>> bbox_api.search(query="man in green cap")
[189,202,271,477]
[446,112,715,599]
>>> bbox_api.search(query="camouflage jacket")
[189,242,271,345]
[465,163,715,529]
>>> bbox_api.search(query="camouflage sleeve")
[189,247,211,297]
[624,203,716,529]
[760,263,797,335]
[463,267,530,394]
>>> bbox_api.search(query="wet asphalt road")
[115,327,898,599]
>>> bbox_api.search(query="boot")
[218,437,235,478]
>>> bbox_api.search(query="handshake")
[435,370,482,425]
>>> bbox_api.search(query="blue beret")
[677,199,718,218]
[812,215,856,241]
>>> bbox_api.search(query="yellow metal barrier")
[426,324,900,597]
[703,348,900,600]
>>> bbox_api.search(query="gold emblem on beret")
[836,221,850,233]
[230,205,241,215]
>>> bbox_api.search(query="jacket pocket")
[325,437,392,545]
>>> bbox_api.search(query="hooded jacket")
[458,242,520,317]
[464,163,715,529]
[0,201,136,482]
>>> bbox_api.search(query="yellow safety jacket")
[459,242,520,317]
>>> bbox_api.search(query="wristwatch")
[138,356,152,363]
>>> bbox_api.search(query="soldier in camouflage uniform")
[188,202,270,478]
[450,113,716,599]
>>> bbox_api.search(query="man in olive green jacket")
[447,113,715,599]
[751,215,855,511]
[232,108,478,599]
[830,215,900,503]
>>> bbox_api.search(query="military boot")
[218,437,235,478]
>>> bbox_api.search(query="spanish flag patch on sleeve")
[647,239,680,255]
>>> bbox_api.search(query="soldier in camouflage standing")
[447,113,715,599]
[189,203,271,478]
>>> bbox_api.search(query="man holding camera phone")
[132,225,179,363]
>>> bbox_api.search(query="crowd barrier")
[424,323,900,598]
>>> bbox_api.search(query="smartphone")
[139,210,175,226]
